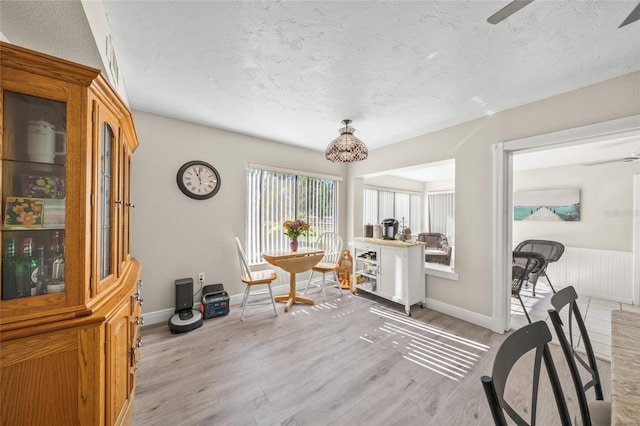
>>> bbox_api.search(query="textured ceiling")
[101,0,640,152]
[0,0,104,75]
[1,0,638,180]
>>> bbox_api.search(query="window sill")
[425,263,459,280]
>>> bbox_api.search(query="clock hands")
[178,161,221,199]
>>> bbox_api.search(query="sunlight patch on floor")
[356,305,490,381]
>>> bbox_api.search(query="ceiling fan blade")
[488,0,535,24]
[582,158,624,166]
[619,2,640,28]
[582,156,640,166]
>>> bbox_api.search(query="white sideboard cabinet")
[353,238,425,315]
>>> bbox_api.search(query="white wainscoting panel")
[546,246,633,303]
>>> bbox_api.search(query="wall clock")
[176,160,221,200]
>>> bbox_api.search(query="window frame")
[245,164,340,265]
[426,190,455,240]
[363,186,422,234]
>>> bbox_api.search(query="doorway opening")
[492,115,640,333]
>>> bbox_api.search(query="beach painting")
[514,188,580,221]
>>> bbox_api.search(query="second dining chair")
[304,232,343,302]
[481,320,572,426]
[512,252,546,323]
[547,285,611,426]
[235,237,278,320]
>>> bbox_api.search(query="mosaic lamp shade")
[325,119,368,163]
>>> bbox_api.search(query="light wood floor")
[132,288,611,425]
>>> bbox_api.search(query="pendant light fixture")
[325,119,368,163]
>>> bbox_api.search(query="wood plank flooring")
[132,288,611,425]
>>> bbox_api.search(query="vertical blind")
[246,168,338,264]
[363,188,378,226]
[363,188,422,234]
[428,192,455,237]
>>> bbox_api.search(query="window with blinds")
[363,188,421,233]
[428,191,455,237]
[246,167,338,264]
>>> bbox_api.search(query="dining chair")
[513,240,565,296]
[481,320,572,426]
[303,232,343,302]
[547,286,611,426]
[235,237,278,320]
[512,252,546,323]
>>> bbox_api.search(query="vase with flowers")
[283,219,310,252]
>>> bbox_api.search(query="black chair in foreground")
[512,252,546,323]
[548,286,611,426]
[481,320,572,426]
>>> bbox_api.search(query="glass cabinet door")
[1,91,67,300]
[94,105,121,295]
[100,123,114,282]
[119,143,132,272]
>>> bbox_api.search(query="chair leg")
[267,283,278,317]
[517,294,531,323]
[241,285,251,321]
[307,269,342,302]
[545,273,557,293]
[304,271,315,295]
[334,270,343,295]
[321,272,327,302]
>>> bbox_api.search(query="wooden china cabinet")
[0,42,142,425]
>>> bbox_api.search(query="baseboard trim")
[142,283,295,326]
[143,285,504,333]
[424,297,505,334]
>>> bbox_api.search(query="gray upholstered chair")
[417,233,452,265]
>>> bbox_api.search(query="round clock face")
[176,161,221,200]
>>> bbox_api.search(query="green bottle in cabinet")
[15,237,37,297]
[2,237,18,300]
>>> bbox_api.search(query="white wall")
[348,71,640,318]
[130,111,347,315]
[424,179,455,193]
[513,162,638,251]
[363,175,423,193]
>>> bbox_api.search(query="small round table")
[261,249,324,312]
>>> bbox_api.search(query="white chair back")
[316,232,343,265]
[235,237,252,280]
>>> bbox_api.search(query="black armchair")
[513,239,565,296]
